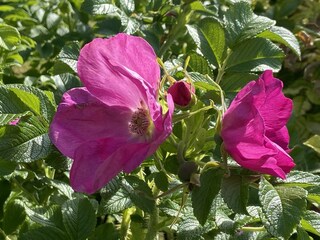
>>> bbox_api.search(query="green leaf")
[258,26,301,59]
[304,135,320,154]
[0,160,16,176]
[154,171,169,192]
[81,0,120,15]
[191,167,224,225]
[119,0,135,14]
[0,85,56,122]
[3,199,26,235]
[62,198,96,240]
[123,176,155,213]
[20,226,68,240]
[215,210,235,233]
[0,112,30,126]
[52,73,82,100]
[0,115,51,162]
[223,2,275,47]
[187,18,226,67]
[226,38,284,73]
[57,42,80,73]
[9,88,41,115]
[220,72,258,92]
[100,188,132,214]
[0,24,20,50]
[89,223,119,240]
[301,210,320,237]
[188,72,219,91]
[221,175,249,214]
[259,176,307,239]
[177,214,215,240]
[296,225,312,240]
[188,52,212,75]
[276,170,320,187]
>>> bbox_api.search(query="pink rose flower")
[221,70,295,179]
[167,80,195,107]
[49,33,174,194]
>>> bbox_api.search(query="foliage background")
[0,0,320,239]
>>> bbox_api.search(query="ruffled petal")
[222,92,276,159]
[49,88,132,158]
[70,139,150,194]
[265,126,290,152]
[77,34,160,107]
[257,70,293,131]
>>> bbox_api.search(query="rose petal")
[257,70,293,131]
[70,139,151,194]
[77,34,159,107]
[49,88,132,158]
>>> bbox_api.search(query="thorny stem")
[120,208,134,240]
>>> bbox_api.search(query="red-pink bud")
[167,81,195,107]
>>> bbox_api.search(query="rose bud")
[167,80,195,108]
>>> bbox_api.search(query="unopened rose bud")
[167,80,195,108]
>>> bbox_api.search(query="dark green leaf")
[0,159,16,176]
[187,18,226,67]
[177,214,215,240]
[221,175,249,214]
[62,198,96,240]
[3,199,26,235]
[57,42,80,73]
[259,177,307,239]
[89,223,119,240]
[154,171,169,192]
[81,0,120,15]
[100,188,132,214]
[226,38,284,72]
[188,52,212,75]
[223,2,275,47]
[220,72,258,92]
[0,115,51,162]
[123,176,155,213]
[191,167,224,225]
[258,26,301,59]
[20,226,68,240]
[188,72,219,91]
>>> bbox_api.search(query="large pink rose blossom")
[49,33,174,194]
[221,70,295,179]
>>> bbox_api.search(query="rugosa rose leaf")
[49,33,174,194]
[221,70,295,179]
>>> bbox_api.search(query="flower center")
[129,108,152,136]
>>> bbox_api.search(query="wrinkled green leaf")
[226,38,284,72]
[258,25,301,59]
[301,210,320,237]
[221,175,249,214]
[20,226,68,240]
[224,2,275,47]
[0,115,51,162]
[187,18,226,67]
[259,177,307,239]
[62,198,96,240]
